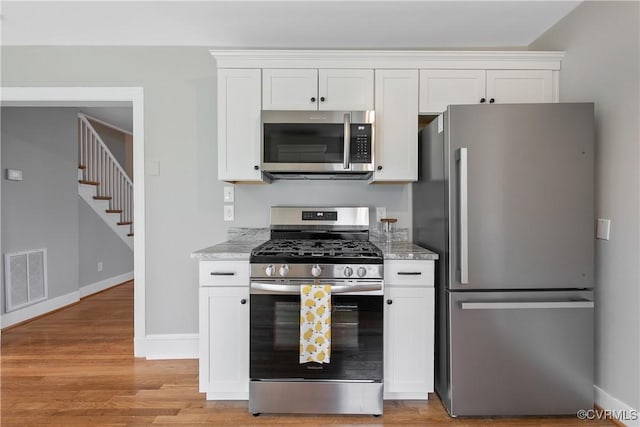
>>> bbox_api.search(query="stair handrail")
[78,113,134,228]
[78,113,133,187]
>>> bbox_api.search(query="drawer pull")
[210,272,236,276]
[397,272,422,276]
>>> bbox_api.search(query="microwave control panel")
[351,124,372,163]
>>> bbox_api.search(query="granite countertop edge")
[191,240,438,261]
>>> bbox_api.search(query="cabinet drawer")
[384,260,434,287]
[199,260,249,286]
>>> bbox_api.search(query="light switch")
[596,218,611,240]
[7,169,23,181]
[224,186,235,202]
[224,205,234,221]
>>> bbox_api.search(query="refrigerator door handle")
[460,300,594,310]
[456,147,469,284]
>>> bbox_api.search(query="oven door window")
[250,295,382,381]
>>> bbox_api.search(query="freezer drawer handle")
[456,147,469,285]
[460,300,594,310]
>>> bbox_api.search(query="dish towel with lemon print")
[300,284,331,364]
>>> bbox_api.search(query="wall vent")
[4,248,48,312]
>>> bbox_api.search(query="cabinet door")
[318,69,374,111]
[419,69,486,113]
[372,70,419,182]
[262,69,318,110]
[486,69,554,103]
[384,287,434,399]
[217,68,262,182]
[200,287,249,399]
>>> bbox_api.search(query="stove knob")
[357,267,367,278]
[344,266,353,277]
[311,264,322,277]
[279,264,290,277]
[265,264,276,277]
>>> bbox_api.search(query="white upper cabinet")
[419,69,555,113]
[372,69,419,182]
[217,68,262,182]
[486,69,554,104]
[262,68,374,111]
[262,69,318,110]
[419,69,486,113]
[318,69,374,110]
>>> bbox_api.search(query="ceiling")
[1,1,581,48]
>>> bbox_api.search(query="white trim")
[0,290,79,329]
[595,385,640,426]
[142,334,199,360]
[210,49,565,70]
[79,271,133,299]
[0,86,146,357]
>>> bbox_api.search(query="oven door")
[250,281,383,381]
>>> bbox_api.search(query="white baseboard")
[142,333,199,360]
[80,271,134,298]
[1,290,80,329]
[595,385,640,426]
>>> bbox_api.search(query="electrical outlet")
[376,207,387,223]
[224,205,234,221]
[223,186,235,202]
[97,262,103,272]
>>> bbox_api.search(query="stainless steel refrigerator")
[412,103,594,417]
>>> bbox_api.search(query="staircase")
[77,113,134,250]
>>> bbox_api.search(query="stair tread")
[79,180,99,186]
[78,165,87,170]
[117,221,133,225]
[93,196,112,200]
[127,233,134,237]
[106,209,123,213]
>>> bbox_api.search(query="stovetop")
[250,239,383,265]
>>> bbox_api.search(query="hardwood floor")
[1,281,613,426]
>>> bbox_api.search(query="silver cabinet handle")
[210,272,236,276]
[397,272,422,276]
[343,113,351,169]
[456,147,469,284]
[460,300,594,310]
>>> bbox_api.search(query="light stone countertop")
[192,240,438,261]
[192,226,438,261]
[372,241,439,261]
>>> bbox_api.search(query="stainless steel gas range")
[249,206,384,416]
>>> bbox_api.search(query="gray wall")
[1,107,80,313]
[79,198,133,287]
[531,1,640,411]
[1,47,411,334]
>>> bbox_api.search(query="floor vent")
[4,248,48,312]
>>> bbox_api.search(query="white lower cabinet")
[199,285,249,399]
[384,260,435,400]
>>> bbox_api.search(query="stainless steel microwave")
[261,111,375,180]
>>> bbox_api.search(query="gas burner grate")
[251,239,383,263]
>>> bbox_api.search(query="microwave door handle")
[343,113,351,169]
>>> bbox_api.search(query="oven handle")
[250,282,382,295]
